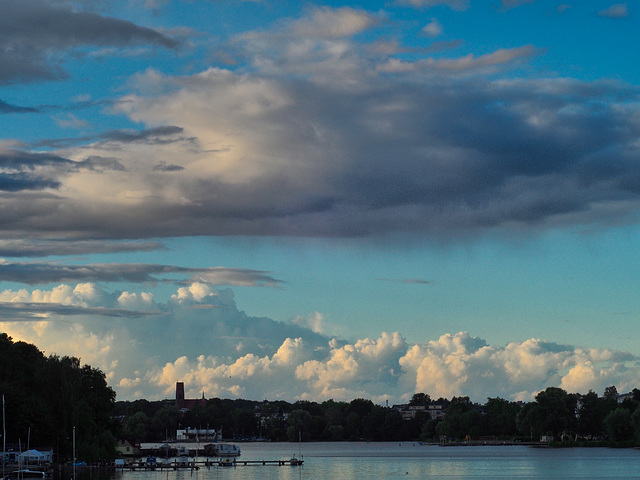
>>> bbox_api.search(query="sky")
[1,0,639,405]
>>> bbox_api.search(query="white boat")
[213,444,241,457]
[6,470,46,479]
[177,446,189,467]
[288,457,304,466]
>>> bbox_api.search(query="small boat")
[288,429,303,465]
[177,446,189,467]
[288,457,304,466]
[214,444,241,457]
[6,470,46,479]
[218,458,234,467]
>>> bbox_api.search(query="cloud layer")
[0,4,638,254]
[0,260,282,287]
[2,282,637,402]
[0,0,176,84]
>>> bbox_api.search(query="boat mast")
[73,427,76,480]
[3,395,6,480]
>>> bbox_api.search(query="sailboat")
[0,398,47,480]
[288,430,304,466]
[2,395,5,480]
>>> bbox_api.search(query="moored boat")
[5,469,46,479]
[177,446,189,466]
[213,444,241,457]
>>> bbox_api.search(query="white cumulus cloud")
[2,282,639,403]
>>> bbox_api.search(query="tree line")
[115,386,640,447]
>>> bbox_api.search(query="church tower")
[176,381,185,409]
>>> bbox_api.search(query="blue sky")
[1,0,640,404]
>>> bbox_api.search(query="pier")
[113,458,303,470]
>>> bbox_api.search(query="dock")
[115,458,303,470]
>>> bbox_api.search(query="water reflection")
[59,443,640,480]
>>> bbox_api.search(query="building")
[19,449,53,465]
[393,402,446,421]
[175,381,206,411]
[116,439,140,457]
[428,404,445,420]
[176,427,221,441]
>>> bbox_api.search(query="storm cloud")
[0,0,177,84]
[0,260,283,287]
[3,74,640,243]
[0,3,638,246]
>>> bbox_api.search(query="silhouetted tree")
[604,408,634,441]
[518,387,577,440]
[577,390,615,438]
[484,397,520,437]
[286,409,312,441]
[409,393,431,405]
[604,385,618,400]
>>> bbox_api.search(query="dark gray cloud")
[2,76,640,242]
[0,149,74,170]
[0,151,124,175]
[154,162,185,172]
[377,278,434,285]
[0,128,187,195]
[1,97,123,120]
[0,302,160,320]
[0,100,38,114]
[0,173,60,191]
[99,126,188,145]
[0,261,283,287]
[0,239,163,257]
[33,126,193,149]
[0,0,178,85]
[0,150,72,192]
[1,2,639,245]
[76,156,127,172]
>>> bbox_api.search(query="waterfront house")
[116,439,140,457]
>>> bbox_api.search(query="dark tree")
[518,387,578,440]
[603,408,634,441]
[435,398,475,441]
[484,397,520,437]
[286,409,312,441]
[409,393,431,405]
[577,390,615,438]
[604,385,618,400]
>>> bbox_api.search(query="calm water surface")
[77,443,640,480]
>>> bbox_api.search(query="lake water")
[80,442,640,480]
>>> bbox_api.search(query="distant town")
[3,333,640,469]
[113,381,640,457]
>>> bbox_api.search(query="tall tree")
[518,387,578,440]
[409,393,431,406]
[603,408,634,442]
[603,385,618,400]
[484,397,520,437]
